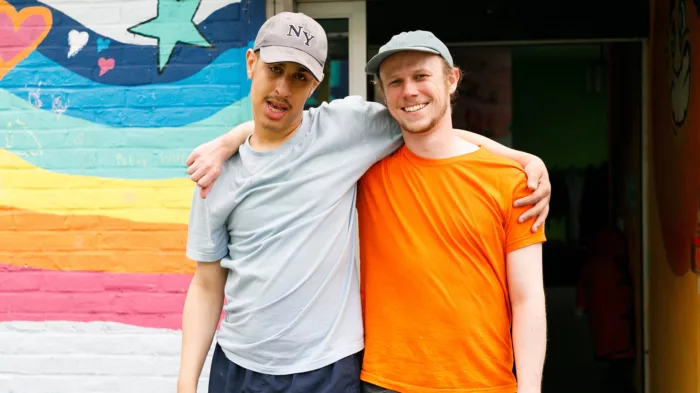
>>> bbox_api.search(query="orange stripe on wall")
[0,206,195,274]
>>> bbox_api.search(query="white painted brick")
[1,375,211,393]
[1,332,186,356]
[3,354,203,377]
[0,322,215,393]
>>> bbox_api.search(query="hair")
[372,58,464,105]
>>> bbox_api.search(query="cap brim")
[364,47,440,75]
[259,46,324,81]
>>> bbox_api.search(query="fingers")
[518,195,549,223]
[185,151,198,166]
[197,171,217,189]
[531,204,549,232]
[514,193,538,208]
[189,166,207,183]
[514,185,546,207]
[200,185,213,199]
[526,173,540,190]
[523,164,543,190]
[186,161,197,175]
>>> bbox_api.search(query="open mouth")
[267,101,288,113]
[402,103,427,113]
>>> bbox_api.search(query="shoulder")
[309,95,386,115]
[305,97,401,146]
[203,156,240,202]
[306,96,393,127]
[465,149,529,205]
[473,148,527,181]
[360,146,406,184]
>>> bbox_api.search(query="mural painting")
[652,0,700,275]
[0,0,264,391]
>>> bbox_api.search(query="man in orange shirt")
[356,31,547,393]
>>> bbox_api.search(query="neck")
[402,113,478,159]
[249,115,302,152]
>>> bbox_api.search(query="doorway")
[439,41,645,393]
[296,0,367,108]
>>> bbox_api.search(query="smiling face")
[246,49,321,134]
[378,51,459,134]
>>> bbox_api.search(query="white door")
[296,1,367,108]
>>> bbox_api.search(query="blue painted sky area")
[0,89,252,180]
[0,46,252,128]
[11,1,263,85]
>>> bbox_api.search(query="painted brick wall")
[0,1,264,392]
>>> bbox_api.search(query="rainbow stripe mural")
[0,1,263,391]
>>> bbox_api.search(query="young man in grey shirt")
[179,12,551,393]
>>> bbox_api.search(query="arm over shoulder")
[504,170,547,254]
[314,96,403,159]
[186,185,230,263]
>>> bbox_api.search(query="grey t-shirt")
[186,96,402,375]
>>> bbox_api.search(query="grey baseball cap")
[253,12,328,81]
[365,30,453,75]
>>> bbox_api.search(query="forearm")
[511,298,547,392]
[454,130,532,167]
[219,120,254,156]
[178,280,225,391]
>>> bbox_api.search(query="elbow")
[191,262,227,296]
[510,286,546,310]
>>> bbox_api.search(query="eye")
[269,65,281,73]
[389,79,401,86]
[295,73,308,81]
[415,74,428,80]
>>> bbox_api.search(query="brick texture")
[0,321,216,393]
[0,0,263,391]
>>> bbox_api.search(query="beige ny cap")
[253,12,328,81]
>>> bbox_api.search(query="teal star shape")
[127,0,213,73]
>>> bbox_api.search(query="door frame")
[296,1,368,99]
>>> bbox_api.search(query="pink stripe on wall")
[0,265,193,330]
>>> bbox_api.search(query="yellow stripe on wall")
[0,149,195,225]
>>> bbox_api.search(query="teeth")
[268,102,286,113]
[404,104,426,112]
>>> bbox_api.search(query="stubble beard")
[399,98,449,134]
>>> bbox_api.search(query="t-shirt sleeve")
[185,186,230,263]
[504,171,547,254]
[321,96,403,160]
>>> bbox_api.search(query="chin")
[400,118,432,133]
[402,124,431,134]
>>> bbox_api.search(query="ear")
[447,67,460,95]
[245,49,257,79]
[308,74,324,98]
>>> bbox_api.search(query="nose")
[402,80,419,97]
[275,78,292,98]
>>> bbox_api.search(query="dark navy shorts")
[208,343,362,393]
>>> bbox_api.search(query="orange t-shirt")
[357,145,546,393]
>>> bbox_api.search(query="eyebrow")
[384,68,433,80]
[266,62,310,73]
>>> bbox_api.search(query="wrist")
[518,152,539,168]
[220,132,242,154]
[177,375,198,392]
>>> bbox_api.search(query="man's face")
[378,51,458,134]
[246,49,321,133]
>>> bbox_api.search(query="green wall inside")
[511,44,609,240]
